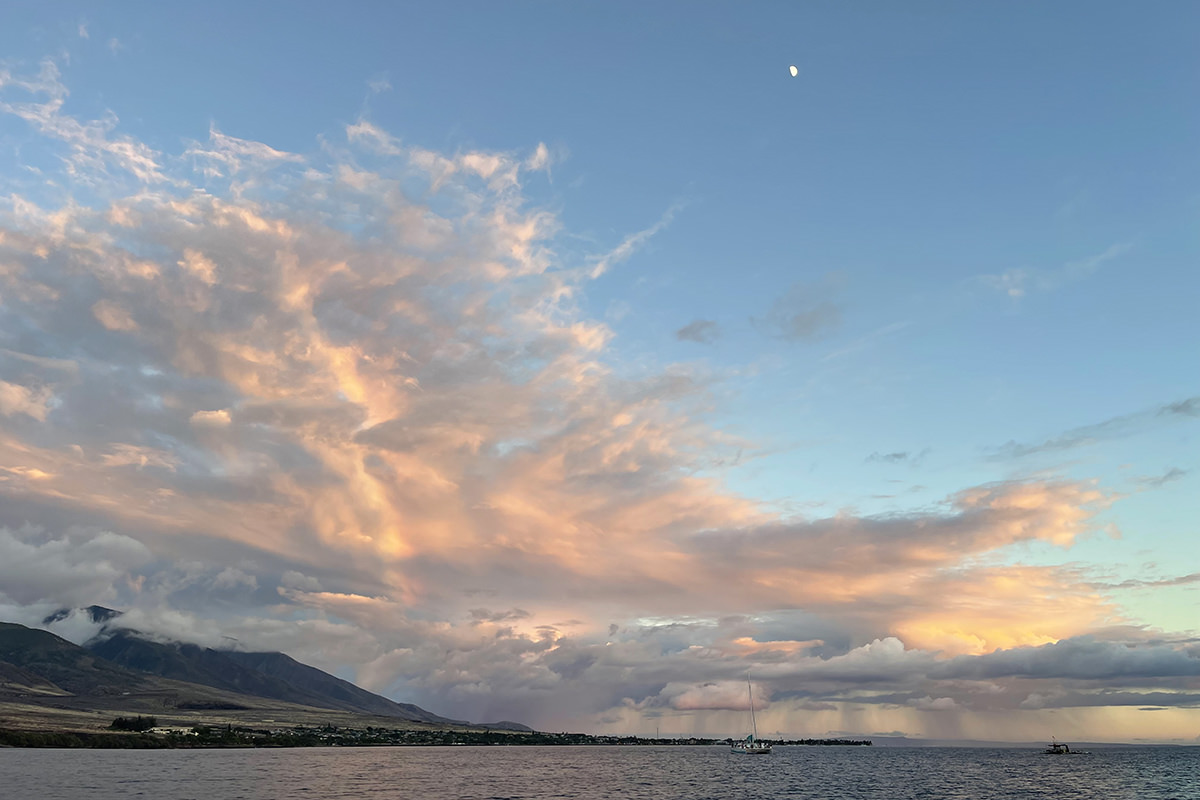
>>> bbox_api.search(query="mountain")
[0,622,396,731]
[11,610,513,730]
[478,720,534,732]
[0,622,146,696]
[42,605,123,626]
[222,651,464,724]
[0,657,67,696]
[88,632,336,707]
[87,632,462,724]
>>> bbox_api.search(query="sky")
[0,2,1197,743]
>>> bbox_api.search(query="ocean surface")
[1,745,1197,800]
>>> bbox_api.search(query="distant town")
[0,719,872,749]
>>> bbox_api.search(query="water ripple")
[1,745,1197,800]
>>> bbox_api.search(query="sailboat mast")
[747,674,758,739]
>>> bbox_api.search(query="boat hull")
[731,737,772,754]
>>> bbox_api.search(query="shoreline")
[0,726,872,749]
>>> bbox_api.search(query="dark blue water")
[1,745,1196,799]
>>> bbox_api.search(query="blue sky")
[0,2,1196,741]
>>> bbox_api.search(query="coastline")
[0,725,872,749]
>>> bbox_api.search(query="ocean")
[1,744,1196,799]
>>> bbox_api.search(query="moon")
[789,65,798,77]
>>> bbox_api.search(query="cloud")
[212,566,258,591]
[91,299,139,331]
[525,142,552,173]
[0,62,759,630]
[751,280,841,342]
[978,243,1132,298]
[587,204,679,279]
[1161,398,1199,418]
[0,58,1194,739]
[658,680,769,711]
[866,449,929,465]
[1021,691,1200,710]
[1103,573,1200,591]
[0,525,152,606]
[1136,467,1188,489]
[344,118,401,156]
[185,125,303,178]
[41,605,113,645]
[819,320,911,363]
[0,381,53,420]
[933,635,1200,682]
[280,570,323,592]
[675,319,720,344]
[909,695,959,711]
[989,396,1200,460]
[190,409,232,427]
[470,608,532,624]
[680,480,1120,657]
[0,60,164,184]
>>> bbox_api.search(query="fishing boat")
[731,674,772,755]
[1044,738,1086,754]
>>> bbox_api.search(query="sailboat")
[731,673,772,754]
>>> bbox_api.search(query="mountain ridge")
[8,609,489,729]
[222,650,464,725]
[0,621,147,696]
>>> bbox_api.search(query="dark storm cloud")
[931,636,1200,682]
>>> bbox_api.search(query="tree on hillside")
[110,715,156,732]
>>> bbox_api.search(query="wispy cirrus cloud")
[988,396,1200,460]
[0,60,165,184]
[1100,573,1200,591]
[185,125,304,179]
[1135,467,1188,489]
[978,242,1132,299]
[586,203,680,279]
